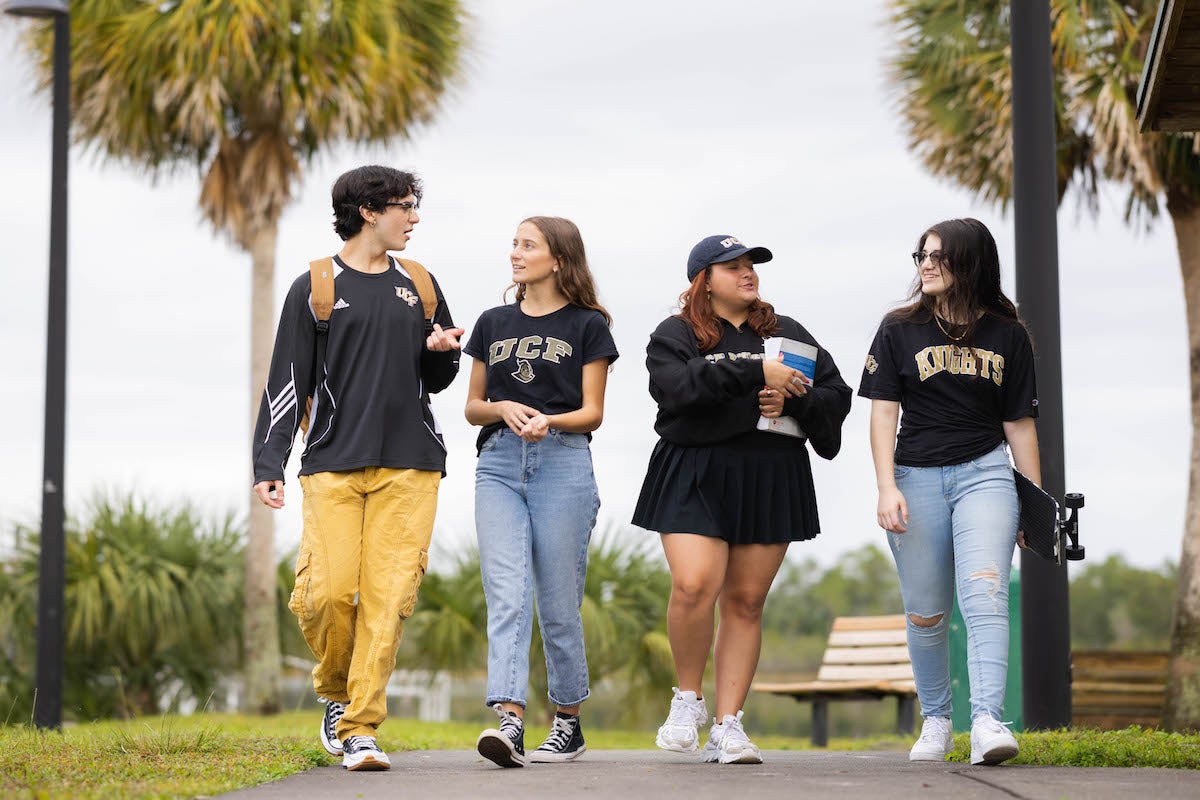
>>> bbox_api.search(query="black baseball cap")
[686,235,773,280]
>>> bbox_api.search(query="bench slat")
[754,679,915,697]
[831,615,907,632]
[817,663,914,681]
[828,630,908,647]
[823,645,911,665]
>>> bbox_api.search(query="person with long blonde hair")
[633,234,851,764]
[465,216,618,767]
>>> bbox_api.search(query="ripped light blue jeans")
[887,444,1019,721]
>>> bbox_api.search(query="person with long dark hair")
[859,218,1040,766]
[633,235,851,764]
[465,217,618,768]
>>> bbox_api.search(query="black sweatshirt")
[252,255,460,484]
[645,315,851,458]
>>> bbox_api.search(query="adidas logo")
[333,298,350,310]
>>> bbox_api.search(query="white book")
[757,336,817,439]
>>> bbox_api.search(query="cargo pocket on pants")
[288,549,314,621]
[397,549,429,620]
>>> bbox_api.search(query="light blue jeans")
[887,444,1019,721]
[476,428,599,708]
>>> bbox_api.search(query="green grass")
[1,715,1197,799]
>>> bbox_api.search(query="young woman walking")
[859,218,1040,766]
[465,217,618,768]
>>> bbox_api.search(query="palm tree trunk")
[244,223,282,714]
[1165,201,1200,731]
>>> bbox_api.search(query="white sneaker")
[701,711,762,765]
[341,735,390,771]
[970,715,1019,765]
[655,687,709,753]
[909,716,953,762]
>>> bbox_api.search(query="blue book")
[757,337,818,438]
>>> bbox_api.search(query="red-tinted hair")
[676,269,778,351]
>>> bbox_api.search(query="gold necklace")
[934,315,966,342]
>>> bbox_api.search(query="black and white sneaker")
[318,697,347,756]
[476,703,526,768]
[529,712,586,762]
[341,735,390,771]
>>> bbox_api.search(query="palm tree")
[21,1,468,713]
[887,0,1200,730]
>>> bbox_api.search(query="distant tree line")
[0,497,1176,724]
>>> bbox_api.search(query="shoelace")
[667,696,707,727]
[918,717,951,743]
[319,697,346,737]
[343,735,377,753]
[539,716,575,751]
[717,712,752,749]
[976,716,1014,734]
[491,703,523,743]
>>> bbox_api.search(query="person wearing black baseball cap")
[633,234,852,764]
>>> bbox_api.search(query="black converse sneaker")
[318,697,347,756]
[476,703,526,768]
[342,735,390,771]
[529,712,586,762]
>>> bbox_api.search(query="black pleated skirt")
[631,431,821,545]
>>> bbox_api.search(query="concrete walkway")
[219,749,1200,799]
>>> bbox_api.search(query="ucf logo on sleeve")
[490,336,574,384]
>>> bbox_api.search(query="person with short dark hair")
[252,164,462,771]
[859,217,1040,766]
[634,235,851,764]
[465,217,618,768]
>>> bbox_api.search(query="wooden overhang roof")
[1138,0,1200,132]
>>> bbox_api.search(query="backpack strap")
[301,257,336,435]
[395,257,439,329]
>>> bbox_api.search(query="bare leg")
[713,542,789,718]
[660,533,728,693]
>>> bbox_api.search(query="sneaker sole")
[909,751,949,762]
[477,732,526,768]
[529,745,586,763]
[320,733,342,757]
[343,755,390,771]
[719,749,762,765]
[970,744,1018,766]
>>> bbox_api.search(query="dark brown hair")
[506,216,612,325]
[676,269,778,352]
[893,217,1023,343]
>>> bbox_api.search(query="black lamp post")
[4,0,70,731]
[1009,0,1072,730]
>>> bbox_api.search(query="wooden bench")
[753,614,916,746]
[1071,650,1168,730]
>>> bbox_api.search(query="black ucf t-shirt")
[857,312,1038,467]
[464,302,619,452]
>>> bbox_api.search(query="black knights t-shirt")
[857,312,1038,467]
[464,302,619,452]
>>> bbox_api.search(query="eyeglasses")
[385,201,419,215]
[911,250,949,268]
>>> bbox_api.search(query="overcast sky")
[0,1,1188,576]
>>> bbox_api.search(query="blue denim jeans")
[476,428,599,708]
[887,444,1019,721]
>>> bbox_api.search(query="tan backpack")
[300,256,439,434]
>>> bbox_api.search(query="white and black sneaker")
[318,696,347,757]
[341,735,390,771]
[477,703,526,768]
[529,712,586,763]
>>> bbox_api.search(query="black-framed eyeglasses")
[385,201,419,214]
[912,250,948,268]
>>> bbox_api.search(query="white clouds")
[0,2,1188,572]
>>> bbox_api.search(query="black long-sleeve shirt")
[252,255,460,484]
[645,314,851,458]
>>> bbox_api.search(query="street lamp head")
[3,0,68,18]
